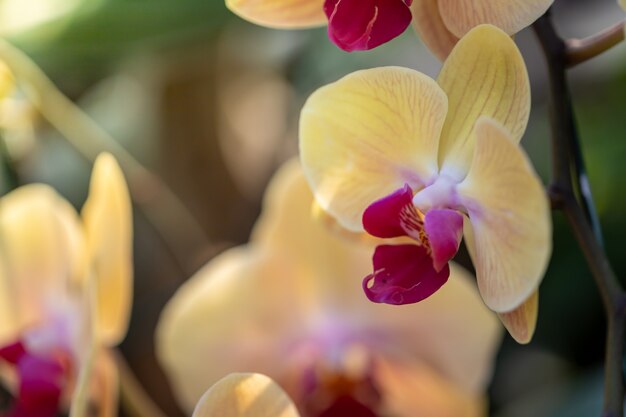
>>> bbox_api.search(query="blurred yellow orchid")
[0,153,132,417]
[299,24,551,343]
[192,373,300,417]
[225,0,551,56]
[156,159,501,417]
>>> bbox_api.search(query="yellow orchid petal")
[437,24,530,179]
[498,291,538,344]
[411,0,459,60]
[156,247,313,412]
[374,356,484,417]
[192,373,300,417]
[226,0,326,29]
[0,185,83,330]
[438,0,553,38]
[300,66,448,231]
[457,117,551,313]
[81,153,133,346]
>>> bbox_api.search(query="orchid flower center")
[300,348,381,417]
[412,174,461,213]
[361,179,465,305]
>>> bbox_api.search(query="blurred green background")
[0,0,624,415]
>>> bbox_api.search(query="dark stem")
[534,12,625,417]
[533,13,604,245]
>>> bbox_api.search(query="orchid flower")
[0,153,132,417]
[299,24,552,343]
[156,159,500,417]
[224,0,552,54]
[192,373,300,417]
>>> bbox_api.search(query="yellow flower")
[299,24,551,343]
[156,159,500,417]
[192,373,300,417]
[0,153,132,417]
[225,0,552,55]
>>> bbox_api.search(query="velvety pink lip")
[323,0,413,51]
[363,244,450,305]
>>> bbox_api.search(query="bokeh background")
[0,0,624,415]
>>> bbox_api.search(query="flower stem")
[534,12,625,417]
[0,37,210,276]
[566,20,625,68]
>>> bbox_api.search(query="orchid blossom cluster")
[174,0,563,414]
[0,0,622,415]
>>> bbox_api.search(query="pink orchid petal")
[423,209,464,272]
[363,244,449,305]
[15,354,64,417]
[324,0,413,51]
[0,341,26,365]
[0,341,65,417]
[362,184,422,240]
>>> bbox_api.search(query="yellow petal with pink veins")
[192,373,300,417]
[300,66,448,231]
[437,25,530,180]
[457,117,551,313]
[498,291,539,344]
[226,0,326,29]
[411,0,459,60]
[82,153,133,347]
[438,0,553,38]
